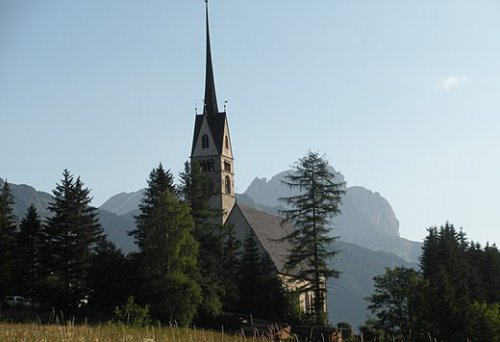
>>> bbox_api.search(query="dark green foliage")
[13,205,44,302]
[367,266,426,341]
[220,222,241,312]
[237,232,291,321]
[130,163,174,249]
[132,164,201,325]
[467,302,500,342]
[113,296,151,326]
[280,151,345,324]
[419,223,470,339]
[367,223,500,341]
[88,239,128,312]
[237,232,262,315]
[41,170,105,311]
[0,181,17,298]
[179,160,226,319]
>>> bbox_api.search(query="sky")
[1,0,500,244]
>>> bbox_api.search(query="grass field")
[0,323,277,342]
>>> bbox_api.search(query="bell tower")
[190,1,235,224]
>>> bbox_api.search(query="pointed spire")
[203,0,219,115]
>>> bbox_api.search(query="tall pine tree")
[131,164,201,325]
[14,205,44,302]
[280,151,345,324]
[179,160,227,318]
[0,181,17,298]
[41,170,104,311]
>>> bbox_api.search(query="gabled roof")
[236,203,295,274]
[191,112,227,155]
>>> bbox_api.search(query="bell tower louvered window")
[202,135,209,149]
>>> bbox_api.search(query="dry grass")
[0,322,277,342]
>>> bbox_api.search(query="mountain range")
[1,172,420,329]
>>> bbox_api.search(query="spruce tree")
[132,164,201,325]
[14,205,44,302]
[419,222,470,340]
[280,151,345,324]
[41,170,104,311]
[237,232,263,316]
[0,181,17,298]
[88,240,128,313]
[221,222,241,312]
[179,160,226,318]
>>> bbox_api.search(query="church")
[189,3,323,314]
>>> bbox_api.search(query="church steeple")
[191,1,235,224]
[203,0,218,115]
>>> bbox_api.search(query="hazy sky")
[1,1,499,244]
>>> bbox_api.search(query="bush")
[113,296,150,326]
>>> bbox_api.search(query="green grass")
[0,322,277,342]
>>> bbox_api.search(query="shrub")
[113,296,150,326]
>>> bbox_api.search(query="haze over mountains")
[2,172,420,329]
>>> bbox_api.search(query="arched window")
[225,135,229,149]
[202,135,209,149]
[225,176,231,194]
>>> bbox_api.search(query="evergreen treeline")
[364,222,500,342]
[0,165,294,325]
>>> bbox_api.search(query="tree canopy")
[280,151,345,324]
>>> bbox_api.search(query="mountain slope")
[0,177,52,219]
[1,178,136,252]
[100,190,145,215]
[243,171,422,262]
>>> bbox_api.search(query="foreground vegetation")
[0,322,275,342]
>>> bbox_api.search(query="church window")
[225,176,231,194]
[224,161,231,172]
[225,135,229,149]
[202,135,209,149]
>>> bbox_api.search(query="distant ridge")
[100,190,145,215]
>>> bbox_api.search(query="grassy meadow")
[0,323,277,342]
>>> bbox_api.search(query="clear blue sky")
[2,1,500,244]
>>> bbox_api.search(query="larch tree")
[131,164,201,325]
[0,180,17,298]
[41,170,105,311]
[280,151,345,324]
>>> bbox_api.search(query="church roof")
[191,112,227,155]
[235,203,297,275]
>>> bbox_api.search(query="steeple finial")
[203,0,219,115]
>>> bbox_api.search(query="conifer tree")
[238,232,263,315]
[419,222,470,340]
[0,181,17,298]
[41,170,104,311]
[237,232,291,320]
[14,205,44,302]
[280,151,345,324]
[88,239,128,312]
[179,160,227,318]
[132,164,201,325]
[221,222,241,312]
